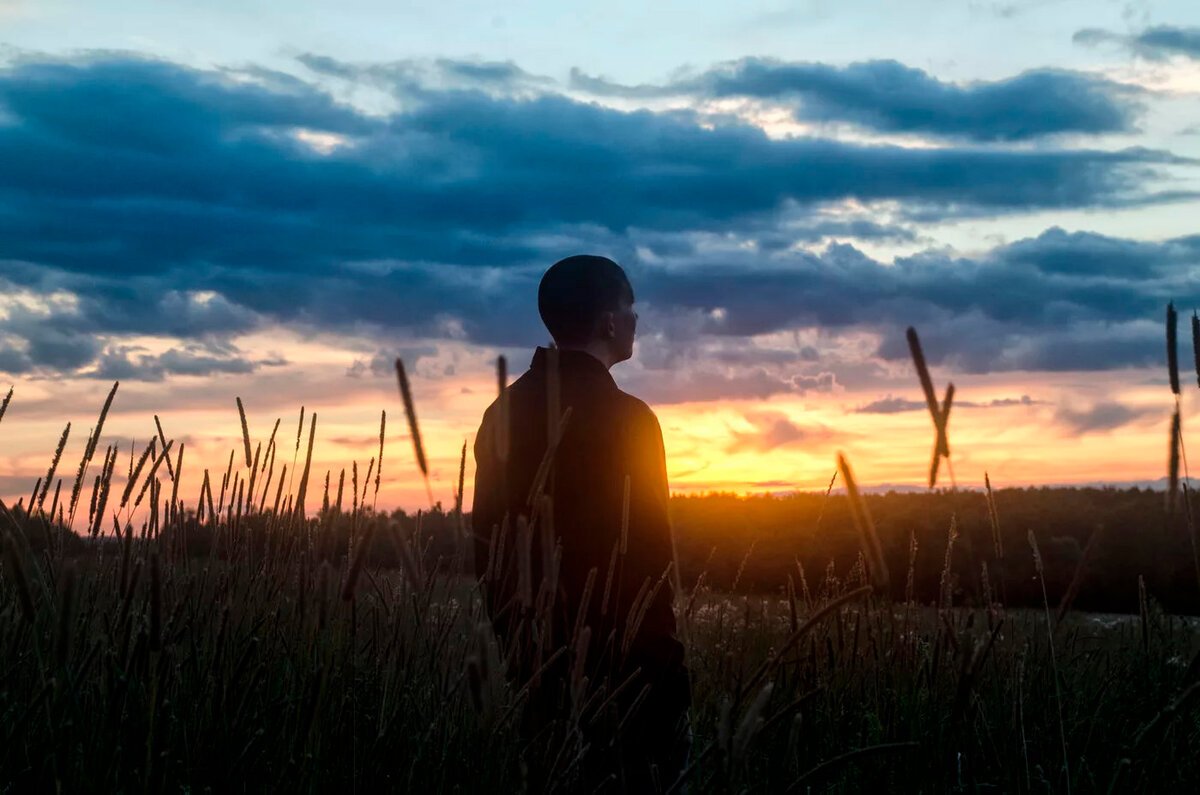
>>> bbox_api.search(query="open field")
[2,489,1200,792]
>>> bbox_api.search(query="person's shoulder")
[613,388,662,431]
[481,368,537,417]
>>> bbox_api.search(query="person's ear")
[601,310,616,339]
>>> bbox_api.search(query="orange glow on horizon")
[0,333,1187,527]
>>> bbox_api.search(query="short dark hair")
[538,255,634,346]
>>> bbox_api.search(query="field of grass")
[3,319,1200,792]
[2,496,1199,792]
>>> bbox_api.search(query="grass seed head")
[1167,302,1181,395]
[38,422,70,512]
[1192,311,1200,389]
[236,397,253,469]
[394,358,428,477]
[0,386,12,428]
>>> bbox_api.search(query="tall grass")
[1,329,1199,792]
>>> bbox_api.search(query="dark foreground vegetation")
[2,484,1199,792]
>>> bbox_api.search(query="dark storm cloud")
[643,226,1200,373]
[994,227,1200,276]
[570,58,1144,142]
[0,52,1195,382]
[1075,25,1200,60]
[0,52,1178,282]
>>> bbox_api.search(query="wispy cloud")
[1054,401,1157,434]
[854,394,1043,413]
[1075,25,1200,61]
[726,411,841,453]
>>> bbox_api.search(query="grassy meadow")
[2,323,1200,793]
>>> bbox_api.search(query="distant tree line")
[23,486,1200,615]
[668,487,1200,615]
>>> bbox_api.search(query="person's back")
[472,255,690,791]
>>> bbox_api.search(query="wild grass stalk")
[88,446,115,537]
[37,422,70,513]
[373,410,386,510]
[119,439,156,511]
[287,406,304,505]
[1168,406,1181,515]
[939,515,958,609]
[0,386,12,428]
[907,327,940,426]
[154,415,174,480]
[1167,302,1180,396]
[134,440,173,510]
[984,472,1003,561]
[1029,528,1072,794]
[932,383,955,490]
[169,443,184,525]
[1056,526,1102,626]
[836,454,889,591]
[294,412,317,519]
[244,441,261,513]
[67,381,118,528]
[236,397,253,469]
[217,449,233,515]
[394,358,434,510]
[1192,311,1200,389]
[906,327,954,488]
[259,442,277,514]
[362,456,374,507]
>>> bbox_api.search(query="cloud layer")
[571,58,1145,142]
[1075,25,1200,60]
[0,51,1195,391]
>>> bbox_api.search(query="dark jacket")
[472,347,681,674]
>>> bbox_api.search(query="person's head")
[538,254,637,366]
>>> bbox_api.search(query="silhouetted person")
[472,255,690,792]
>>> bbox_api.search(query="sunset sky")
[2,1,1199,517]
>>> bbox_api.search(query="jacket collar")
[529,346,618,390]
